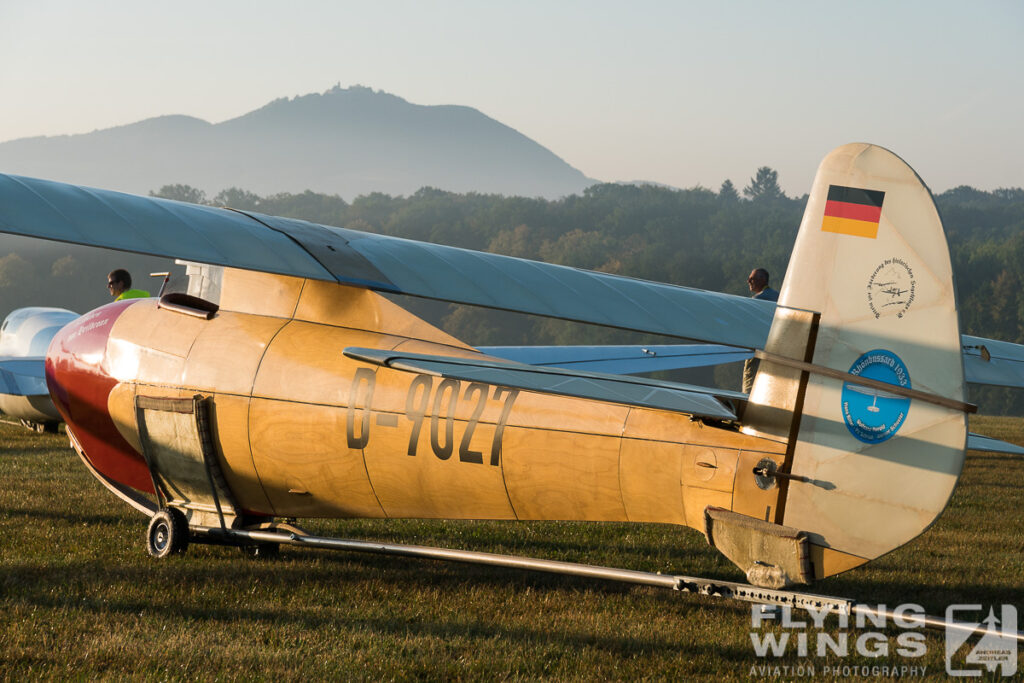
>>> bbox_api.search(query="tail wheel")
[146,508,189,558]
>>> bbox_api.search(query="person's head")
[107,269,132,297]
[747,268,769,294]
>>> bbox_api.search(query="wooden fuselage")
[47,270,787,537]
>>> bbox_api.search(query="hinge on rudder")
[704,507,814,588]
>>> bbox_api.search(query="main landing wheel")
[147,508,189,558]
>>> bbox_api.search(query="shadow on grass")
[0,504,127,526]
[2,553,660,596]
[0,562,753,660]
[964,455,1024,468]
[963,480,1024,490]
[813,573,1022,616]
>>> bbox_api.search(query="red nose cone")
[46,300,153,493]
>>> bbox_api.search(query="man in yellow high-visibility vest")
[107,269,150,301]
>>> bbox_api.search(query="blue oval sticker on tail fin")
[841,349,911,444]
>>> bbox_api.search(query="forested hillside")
[1,168,1021,411]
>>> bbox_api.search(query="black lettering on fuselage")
[348,370,518,467]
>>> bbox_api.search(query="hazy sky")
[1,1,1021,195]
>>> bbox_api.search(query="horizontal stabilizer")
[966,432,1024,455]
[344,347,740,421]
[485,339,1024,389]
[478,344,752,374]
[0,357,47,396]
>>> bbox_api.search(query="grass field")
[1,418,1022,680]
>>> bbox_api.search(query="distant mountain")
[0,86,594,200]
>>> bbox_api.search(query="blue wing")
[0,173,772,349]
[1,173,1022,388]
[0,358,48,396]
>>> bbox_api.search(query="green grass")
[1,418,1022,680]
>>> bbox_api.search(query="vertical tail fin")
[744,143,967,579]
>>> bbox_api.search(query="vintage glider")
[0,306,77,431]
[1,143,1022,589]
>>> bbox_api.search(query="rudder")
[743,143,967,580]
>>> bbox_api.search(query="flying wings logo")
[821,185,885,239]
[747,603,1018,678]
[841,350,910,444]
[945,605,1018,677]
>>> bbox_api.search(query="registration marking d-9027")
[346,369,519,466]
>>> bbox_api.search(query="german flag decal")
[821,185,885,239]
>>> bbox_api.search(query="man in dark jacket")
[743,268,778,392]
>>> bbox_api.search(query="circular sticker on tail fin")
[841,350,911,444]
